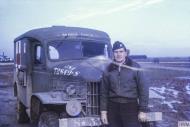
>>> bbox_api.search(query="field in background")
[0,64,30,127]
[141,62,190,127]
[0,61,190,127]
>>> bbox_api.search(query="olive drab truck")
[13,26,112,127]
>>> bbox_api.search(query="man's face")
[113,48,127,63]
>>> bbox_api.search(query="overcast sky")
[1,0,190,58]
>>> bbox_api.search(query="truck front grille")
[86,82,101,116]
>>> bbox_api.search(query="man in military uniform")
[100,41,149,127]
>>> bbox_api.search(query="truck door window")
[35,45,42,64]
[15,40,27,69]
[49,46,59,59]
[15,41,21,66]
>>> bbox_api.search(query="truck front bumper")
[59,116,102,127]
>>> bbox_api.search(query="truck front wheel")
[17,100,29,123]
[38,112,59,127]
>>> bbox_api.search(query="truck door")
[31,40,46,92]
[15,39,29,106]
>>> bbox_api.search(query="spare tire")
[38,112,59,127]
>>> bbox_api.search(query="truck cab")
[13,26,112,127]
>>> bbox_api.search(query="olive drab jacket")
[100,57,149,112]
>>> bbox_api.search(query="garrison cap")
[112,41,127,51]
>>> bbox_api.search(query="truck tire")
[38,112,59,127]
[17,100,29,123]
[31,97,42,124]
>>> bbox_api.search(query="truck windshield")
[48,41,109,60]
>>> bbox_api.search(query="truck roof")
[14,26,110,43]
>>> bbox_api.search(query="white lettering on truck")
[54,65,80,76]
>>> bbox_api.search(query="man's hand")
[101,111,108,125]
[138,111,147,122]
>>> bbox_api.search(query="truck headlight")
[66,99,82,116]
[66,84,76,96]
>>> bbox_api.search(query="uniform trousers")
[107,100,141,127]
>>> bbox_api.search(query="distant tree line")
[129,55,147,59]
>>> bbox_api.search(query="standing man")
[100,41,149,127]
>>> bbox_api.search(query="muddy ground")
[0,62,190,127]
[0,64,32,127]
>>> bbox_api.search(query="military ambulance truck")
[13,26,112,127]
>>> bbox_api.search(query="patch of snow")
[0,82,9,87]
[162,100,182,112]
[149,89,165,99]
[176,76,190,80]
[0,89,9,95]
[150,86,166,94]
[150,86,179,98]
[0,63,13,65]
[166,88,179,97]
[186,83,190,95]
